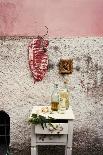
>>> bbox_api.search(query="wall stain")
[78,55,103,101]
[48,59,55,70]
[53,45,60,52]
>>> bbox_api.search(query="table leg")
[66,147,72,155]
[31,146,38,155]
[31,125,38,155]
[65,146,67,155]
[66,121,73,155]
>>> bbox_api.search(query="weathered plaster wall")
[0,37,103,155]
[0,0,103,36]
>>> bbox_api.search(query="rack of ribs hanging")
[28,26,49,83]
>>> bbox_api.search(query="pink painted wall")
[0,0,103,37]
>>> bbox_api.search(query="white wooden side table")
[30,106,75,155]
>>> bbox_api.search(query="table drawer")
[37,134,67,143]
[35,123,68,134]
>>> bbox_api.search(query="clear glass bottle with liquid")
[51,84,59,111]
[59,80,69,110]
[64,80,69,109]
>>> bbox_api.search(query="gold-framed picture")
[59,59,73,74]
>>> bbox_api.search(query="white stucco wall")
[0,37,103,154]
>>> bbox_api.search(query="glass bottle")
[51,84,59,111]
[59,80,69,110]
[64,80,69,109]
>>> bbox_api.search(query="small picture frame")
[59,59,73,74]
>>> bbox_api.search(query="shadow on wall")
[10,142,31,155]
[10,129,103,155]
[73,128,103,155]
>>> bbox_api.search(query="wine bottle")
[51,84,59,111]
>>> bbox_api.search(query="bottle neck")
[64,82,68,91]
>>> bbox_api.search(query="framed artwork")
[59,59,73,74]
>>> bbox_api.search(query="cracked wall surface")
[0,37,103,155]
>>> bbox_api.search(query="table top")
[30,106,75,120]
